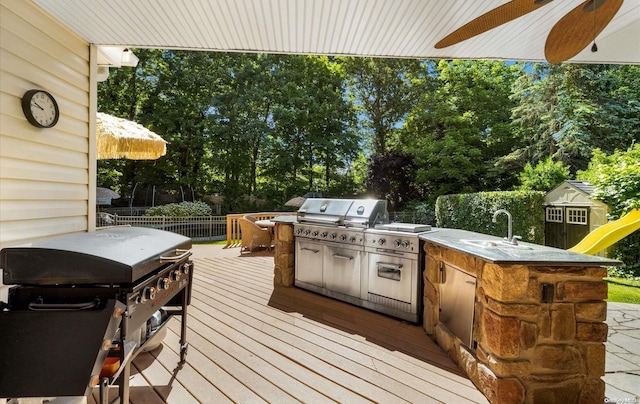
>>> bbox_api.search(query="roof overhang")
[32,0,639,64]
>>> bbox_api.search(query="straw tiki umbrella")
[96,112,167,160]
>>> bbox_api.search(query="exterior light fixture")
[120,48,139,67]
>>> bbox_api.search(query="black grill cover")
[1,227,191,285]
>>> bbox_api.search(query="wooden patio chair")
[239,217,273,253]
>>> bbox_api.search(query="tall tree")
[210,53,278,198]
[266,56,358,197]
[366,150,421,211]
[339,57,424,155]
[141,51,224,199]
[508,64,640,174]
[400,60,520,201]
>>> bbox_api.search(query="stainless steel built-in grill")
[294,198,432,323]
[0,227,193,403]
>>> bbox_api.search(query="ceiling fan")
[434,0,624,63]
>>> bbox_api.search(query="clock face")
[22,90,60,128]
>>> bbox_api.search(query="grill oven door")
[367,252,415,303]
[323,244,362,299]
[295,239,323,290]
[364,250,419,322]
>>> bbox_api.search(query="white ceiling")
[33,0,640,64]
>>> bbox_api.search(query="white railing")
[97,214,227,241]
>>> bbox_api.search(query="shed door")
[545,207,565,248]
[545,206,590,249]
[566,207,590,248]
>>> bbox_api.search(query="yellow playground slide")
[568,209,640,255]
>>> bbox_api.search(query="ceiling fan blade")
[435,0,553,48]
[545,0,624,63]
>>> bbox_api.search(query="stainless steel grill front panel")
[294,198,428,323]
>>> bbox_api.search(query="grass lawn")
[193,240,227,245]
[606,277,640,304]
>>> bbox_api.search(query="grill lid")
[297,198,353,225]
[344,199,389,227]
[1,227,191,285]
[297,198,389,228]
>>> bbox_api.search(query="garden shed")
[544,180,608,249]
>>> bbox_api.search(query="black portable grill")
[0,227,194,403]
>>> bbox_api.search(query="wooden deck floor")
[98,245,488,403]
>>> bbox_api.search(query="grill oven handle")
[301,247,320,254]
[332,253,354,260]
[160,248,192,263]
[376,262,402,281]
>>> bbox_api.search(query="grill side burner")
[0,227,193,403]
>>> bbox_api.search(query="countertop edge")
[420,228,623,267]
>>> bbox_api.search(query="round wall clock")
[21,89,60,128]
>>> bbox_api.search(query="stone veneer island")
[420,228,621,404]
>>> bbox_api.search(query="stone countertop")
[419,228,622,267]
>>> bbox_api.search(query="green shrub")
[577,144,640,274]
[518,156,570,192]
[145,201,212,217]
[435,191,545,244]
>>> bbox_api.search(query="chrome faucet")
[492,209,520,245]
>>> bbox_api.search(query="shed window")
[567,208,588,225]
[546,207,563,223]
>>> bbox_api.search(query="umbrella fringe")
[96,112,167,160]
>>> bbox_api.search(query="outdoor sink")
[461,239,533,250]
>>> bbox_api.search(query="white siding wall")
[0,0,93,248]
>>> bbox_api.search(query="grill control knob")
[329,233,337,240]
[140,286,157,303]
[312,231,319,237]
[378,238,386,246]
[158,277,171,290]
[402,240,410,248]
[349,236,357,243]
[102,339,112,351]
[340,234,347,241]
[304,230,311,236]
[169,270,180,281]
[295,228,302,235]
[394,239,402,247]
[320,232,328,239]
[180,262,191,275]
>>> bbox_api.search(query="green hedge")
[435,191,545,244]
[145,201,212,217]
